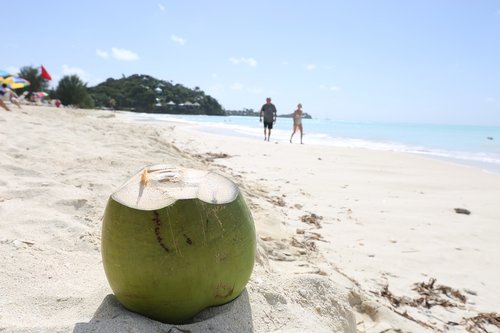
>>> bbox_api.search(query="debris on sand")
[291,236,317,252]
[300,213,323,228]
[268,195,286,207]
[194,152,231,163]
[379,279,500,332]
[381,278,466,309]
[454,208,471,215]
[464,312,500,333]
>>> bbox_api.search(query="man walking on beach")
[260,97,277,141]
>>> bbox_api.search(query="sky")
[2,1,500,125]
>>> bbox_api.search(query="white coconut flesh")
[111,165,239,210]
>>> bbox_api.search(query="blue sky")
[3,1,500,124]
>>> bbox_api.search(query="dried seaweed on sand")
[270,196,286,207]
[381,278,466,309]
[300,213,323,228]
[464,312,500,333]
[379,279,499,333]
[291,236,317,252]
[194,152,231,163]
[413,278,467,305]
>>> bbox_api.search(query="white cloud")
[305,64,317,70]
[229,57,257,67]
[96,49,109,59]
[281,60,289,65]
[158,3,165,11]
[171,35,187,45]
[230,82,243,91]
[111,47,139,61]
[62,64,89,81]
[211,73,218,78]
[320,84,340,92]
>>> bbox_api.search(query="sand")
[1,105,499,333]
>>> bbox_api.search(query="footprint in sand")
[1,164,42,178]
[262,291,288,306]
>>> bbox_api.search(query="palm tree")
[18,66,50,93]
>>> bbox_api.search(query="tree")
[55,75,93,108]
[201,95,224,115]
[134,90,156,111]
[18,66,50,94]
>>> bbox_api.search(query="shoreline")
[116,111,500,174]
[1,105,499,332]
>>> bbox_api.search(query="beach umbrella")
[1,76,31,89]
[0,69,9,77]
[35,91,49,98]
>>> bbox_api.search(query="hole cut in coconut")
[112,165,239,210]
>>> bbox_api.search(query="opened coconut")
[101,165,256,323]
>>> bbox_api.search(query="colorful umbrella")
[35,92,49,98]
[0,76,31,89]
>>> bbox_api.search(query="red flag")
[41,65,52,80]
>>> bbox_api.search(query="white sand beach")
[1,105,499,332]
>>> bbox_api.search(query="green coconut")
[101,165,256,324]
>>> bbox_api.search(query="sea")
[118,112,500,174]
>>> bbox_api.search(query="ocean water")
[118,112,500,173]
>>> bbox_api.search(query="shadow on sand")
[73,290,254,333]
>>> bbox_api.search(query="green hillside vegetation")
[13,66,311,118]
[88,74,224,115]
[12,66,224,115]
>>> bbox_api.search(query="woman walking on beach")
[290,103,303,144]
